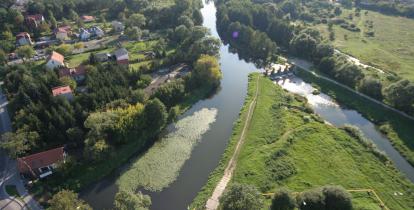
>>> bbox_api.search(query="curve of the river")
[82,1,414,209]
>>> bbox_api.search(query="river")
[82,1,414,209]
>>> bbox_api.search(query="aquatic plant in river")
[117,108,218,192]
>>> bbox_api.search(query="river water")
[82,1,414,209]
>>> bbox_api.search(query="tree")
[74,42,84,50]
[154,80,185,108]
[384,79,414,113]
[334,63,364,88]
[48,190,92,210]
[126,13,146,28]
[125,27,142,40]
[271,188,296,210]
[296,188,325,210]
[318,57,335,75]
[220,183,263,210]
[143,98,167,136]
[16,45,35,63]
[358,77,383,100]
[114,190,151,210]
[322,186,352,210]
[60,76,77,90]
[193,54,222,88]
[0,128,39,158]
[0,49,7,66]
[55,44,73,56]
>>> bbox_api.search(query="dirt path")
[205,75,260,210]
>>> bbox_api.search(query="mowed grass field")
[316,9,414,81]
[191,73,414,210]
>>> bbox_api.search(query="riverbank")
[296,68,414,167]
[191,73,414,210]
[31,86,212,205]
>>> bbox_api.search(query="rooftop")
[49,51,64,63]
[17,147,65,173]
[52,86,72,96]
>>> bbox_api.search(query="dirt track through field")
[205,75,260,210]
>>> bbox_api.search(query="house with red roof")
[54,26,72,41]
[25,14,45,28]
[52,86,73,101]
[17,147,66,179]
[46,51,65,70]
[16,32,33,46]
[59,65,86,83]
[81,15,95,22]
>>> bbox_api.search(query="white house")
[46,51,65,70]
[79,28,91,41]
[16,32,33,46]
[90,26,104,38]
[112,21,125,32]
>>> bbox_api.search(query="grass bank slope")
[191,73,414,210]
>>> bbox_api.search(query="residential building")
[17,147,66,179]
[54,26,71,41]
[89,26,104,38]
[81,15,95,22]
[59,65,86,83]
[112,21,125,32]
[16,32,33,46]
[113,48,129,65]
[46,51,65,70]
[25,14,45,28]
[79,28,91,41]
[52,85,74,101]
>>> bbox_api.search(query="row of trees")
[220,183,352,210]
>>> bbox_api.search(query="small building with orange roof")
[17,147,66,179]
[52,85,73,101]
[46,51,65,70]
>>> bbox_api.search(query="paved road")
[0,90,42,210]
[287,57,414,121]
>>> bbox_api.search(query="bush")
[322,186,352,210]
[220,183,263,210]
[296,188,325,210]
[271,188,296,210]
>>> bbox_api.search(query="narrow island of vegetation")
[192,73,414,210]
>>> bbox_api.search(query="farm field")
[191,73,414,210]
[315,9,414,81]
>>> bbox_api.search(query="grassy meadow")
[315,9,414,81]
[191,73,414,210]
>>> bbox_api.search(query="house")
[59,65,86,83]
[54,26,71,41]
[25,14,45,28]
[16,32,33,46]
[46,51,65,70]
[17,147,66,179]
[81,15,95,22]
[95,52,111,62]
[79,26,104,41]
[79,28,91,41]
[52,85,74,100]
[112,21,125,32]
[113,48,129,65]
[89,26,104,38]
